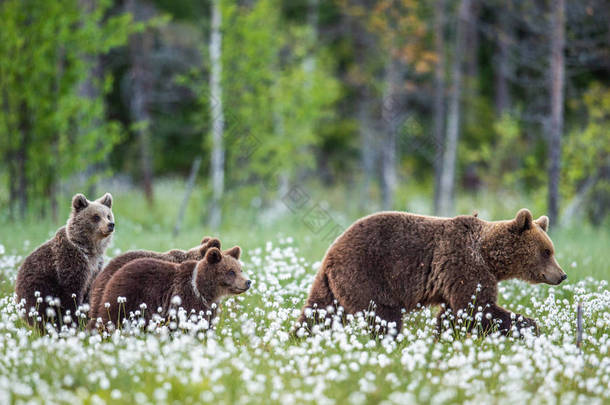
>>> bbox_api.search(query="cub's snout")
[232,275,251,293]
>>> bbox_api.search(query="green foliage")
[182,0,339,203]
[564,82,610,190]
[0,0,132,213]
[563,82,610,222]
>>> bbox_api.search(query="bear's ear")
[205,238,221,250]
[199,238,221,256]
[511,208,533,233]
[536,215,549,232]
[201,236,211,245]
[97,193,112,208]
[72,193,89,212]
[225,246,241,260]
[205,247,222,264]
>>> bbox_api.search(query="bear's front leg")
[445,271,538,337]
[477,304,538,336]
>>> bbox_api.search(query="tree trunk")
[303,0,318,76]
[51,45,65,223]
[17,111,28,219]
[433,0,446,215]
[208,0,225,229]
[8,151,18,220]
[127,0,154,204]
[380,55,401,211]
[494,2,511,116]
[438,0,471,217]
[173,157,202,236]
[358,91,375,212]
[548,0,565,225]
[464,0,479,81]
[3,93,17,220]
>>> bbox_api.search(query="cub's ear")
[536,215,549,232]
[72,193,89,212]
[199,238,221,256]
[205,247,222,264]
[97,193,113,208]
[512,208,533,233]
[225,246,241,260]
[201,236,211,245]
[205,238,221,250]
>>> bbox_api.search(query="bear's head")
[195,245,251,300]
[67,193,115,250]
[485,208,566,285]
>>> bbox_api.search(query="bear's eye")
[92,214,101,222]
[543,248,552,258]
[227,270,235,277]
[107,215,111,220]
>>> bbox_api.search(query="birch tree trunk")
[303,0,318,76]
[433,0,446,215]
[358,92,375,211]
[548,0,565,225]
[494,4,511,116]
[79,0,101,199]
[208,0,225,229]
[438,0,471,217]
[380,56,401,211]
[17,109,29,219]
[127,0,154,204]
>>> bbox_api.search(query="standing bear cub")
[15,193,114,330]
[87,236,220,320]
[297,208,566,336]
[89,245,250,330]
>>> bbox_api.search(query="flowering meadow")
[0,236,608,404]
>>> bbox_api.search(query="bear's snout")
[542,263,566,285]
[246,280,252,289]
[108,222,115,232]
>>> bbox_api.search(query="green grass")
[0,181,608,404]
[2,181,607,280]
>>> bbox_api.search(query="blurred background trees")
[0,0,609,227]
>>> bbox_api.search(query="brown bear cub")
[89,245,250,331]
[88,236,219,320]
[15,193,115,330]
[297,208,566,336]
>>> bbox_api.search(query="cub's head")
[196,245,251,299]
[67,193,115,245]
[494,208,566,285]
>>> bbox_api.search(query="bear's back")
[321,212,470,310]
[97,258,184,325]
[88,249,187,318]
[330,211,444,261]
[15,237,58,311]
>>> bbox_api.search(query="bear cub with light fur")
[90,245,250,330]
[15,193,114,329]
[297,208,566,336]
[88,236,219,320]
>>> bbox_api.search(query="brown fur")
[15,193,114,330]
[297,208,565,335]
[88,245,249,330]
[87,237,219,320]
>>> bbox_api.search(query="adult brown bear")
[297,209,565,336]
